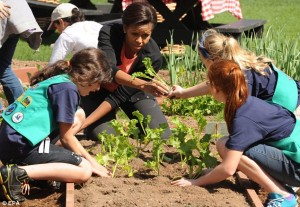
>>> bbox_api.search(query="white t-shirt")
[49,21,103,64]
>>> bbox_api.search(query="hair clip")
[198,31,211,59]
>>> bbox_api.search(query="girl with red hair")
[172,59,300,207]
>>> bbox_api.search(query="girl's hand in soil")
[171,177,196,187]
[168,85,184,99]
[90,159,112,177]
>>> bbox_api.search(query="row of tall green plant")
[241,28,300,80]
[159,28,299,117]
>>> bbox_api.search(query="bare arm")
[79,70,170,131]
[59,122,110,177]
[114,70,170,96]
[171,149,242,186]
[80,101,112,131]
[168,81,211,99]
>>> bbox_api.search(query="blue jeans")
[244,144,300,186]
[0,35,24,108]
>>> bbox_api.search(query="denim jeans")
[0,35,24,108]
[244,144,300,186]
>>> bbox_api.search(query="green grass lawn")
[209,0,300,39]
[13,0,300,62]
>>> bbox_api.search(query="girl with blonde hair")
[169,29,300,118]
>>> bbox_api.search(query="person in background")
[0,48,112,203]
[168,29,300,119]
[0,0,42,114]
[80,2,172,140]
[47,3,103,65]
[172,59,299,207]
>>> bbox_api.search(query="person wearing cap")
[48,3,103,65]
[168,29,300,119]
[0,0,42,115]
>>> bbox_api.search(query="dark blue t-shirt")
[226,96,296,151]
[244,66,300,107]
[0,82,79,163]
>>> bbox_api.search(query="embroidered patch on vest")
[12,112,24,123]
[21,96,32,107]
[17,94,24,102]
[5,103,17,115]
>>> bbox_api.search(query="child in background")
[47,3,103,65]
[172,59,299,207]
[0,48,111,202]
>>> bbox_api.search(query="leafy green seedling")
[132,57,171,90]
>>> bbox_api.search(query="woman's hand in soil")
[168,85,184,99]
[171,177,196,187]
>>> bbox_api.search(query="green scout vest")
[267,119,300,163]
[2,74,73,146]
[271,64,298,112]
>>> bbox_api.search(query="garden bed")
[19,135,251,207]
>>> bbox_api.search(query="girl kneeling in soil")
[172,59,300,207]
[0,48,113,202]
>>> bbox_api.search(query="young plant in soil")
[96,119,136,177]
[132,111,167,175]
[131,57,171,90]
[95,110,218,178]
[168,111,218,178]
[161,95,224,116]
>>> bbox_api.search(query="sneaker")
[0,164,30,202]
[265,193,298,207]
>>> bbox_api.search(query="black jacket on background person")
[81,18,171,141]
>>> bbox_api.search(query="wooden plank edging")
[66,183,74,207]
[236,171,263,207]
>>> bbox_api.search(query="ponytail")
[200,29,273,75]
[30,48,112,87]
[208,59,249,133]
[30,60,71,86]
